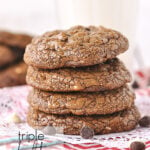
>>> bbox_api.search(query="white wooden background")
[0,0,149,68]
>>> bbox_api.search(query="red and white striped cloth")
[0,83,149,150]
[0,137,150,150]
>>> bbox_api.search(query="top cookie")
[0,31,32,48]
[24,25,129,69]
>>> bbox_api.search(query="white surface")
[0,85,149,149]
[0,0,59,34]
[0,86,150,149]
[56,0,138,71]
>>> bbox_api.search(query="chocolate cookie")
[28,85,134,115]
[26,58,131,92]
[0,45,25,68]
[0,31,32,48]
[24,25,128,69]
[27,106,140,135]
[0,62,27,88]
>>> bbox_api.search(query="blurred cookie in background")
[0,31,32,87]
[0,45,24,69]
[0,31,32,69]
[0,31,32,49]
[0,62,27,88]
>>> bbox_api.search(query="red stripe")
[99,148,119,150]
[47,147,61,150]
[71,143,103,149]
[146,141,150,144]
[136,71,145,78]
[62,144,77,150]
[146,143,150,148]
[81,143,95,145]
[107,148,121,150]
[138,91,145,96]
[43,139,53,143]
[146,145,150,148]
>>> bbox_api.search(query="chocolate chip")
[139,116,150,127]
[130,141,145,150]
[80,126,94,139]
[132,81,139,89]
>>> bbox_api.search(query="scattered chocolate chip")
[132,81,139,89]
[80,126,94,139]
[130,141,145,150]
[42,126,56,135]
[139,116,150,127]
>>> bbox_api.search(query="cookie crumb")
[7,113,22,123]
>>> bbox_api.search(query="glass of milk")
[56,0,139,72]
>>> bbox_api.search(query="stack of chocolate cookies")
[0,31,32,88]
[24,26,140,135]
